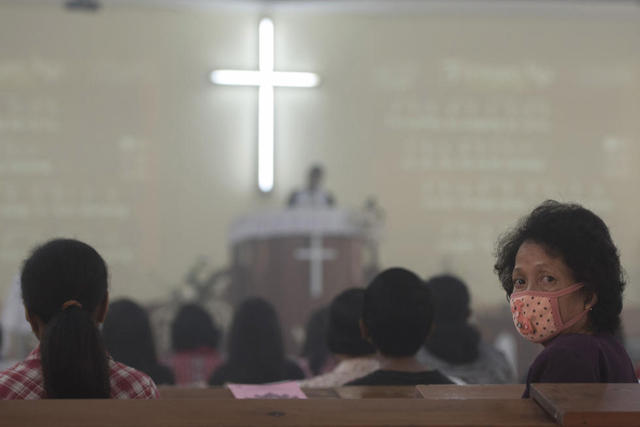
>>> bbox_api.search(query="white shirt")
[299,357,380,388]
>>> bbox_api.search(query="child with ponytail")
[0,238,158,399]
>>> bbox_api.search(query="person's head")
[327,288,376,358]
[423,275,480,364]
[102,299,158,372]
[425,275,471,322]
[307,164,324,191]
[226,297,286,383]
[495,200,625,342]
[21,238,110,398]
[171,303,221,352]
[362,267,433,357]
[300,306,330,375]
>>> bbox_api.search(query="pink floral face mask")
[510,283,589,343]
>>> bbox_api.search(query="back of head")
[300,306,331,375]
[102,299,158,372]
[171,303,221,352]
[362,267,433,357]
[21,238,110,398]
[226,297,286,383]
[426,275,470,322]
[424,275,480,364]
[327,288,375,357]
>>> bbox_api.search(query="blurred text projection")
[210,17,320,193]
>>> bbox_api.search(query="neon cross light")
[210,18,320,193]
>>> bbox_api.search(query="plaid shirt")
[0,347,159,399]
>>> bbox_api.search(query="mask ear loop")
[556,306,591,334]
[548,284,591,340]
[511,283,584,299]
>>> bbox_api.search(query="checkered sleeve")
[0,349,46,399]
[109,360,159,399]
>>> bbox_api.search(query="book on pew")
[227,381,308,399]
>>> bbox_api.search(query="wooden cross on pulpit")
[294,235,337,299]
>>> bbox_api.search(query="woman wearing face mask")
[495,200,636,397]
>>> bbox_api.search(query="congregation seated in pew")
[0,239,158,399]
[346,268,453,386]
[208,297,305,385]
[103,299,174,386]
[1,201,638,403]
[300,288,379,388]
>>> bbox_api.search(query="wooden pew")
[158,386,339,399]
[417,384,524,399]
[158,386,417,399]
[158,386,233,399]
[335,386,418,399]
[0,398,556,426]
[530,383,640,426]
[304,388,341,399]
[158,385,523,400]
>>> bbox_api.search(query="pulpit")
[228,208,380,352]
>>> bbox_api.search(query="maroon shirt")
[523,333,636,398]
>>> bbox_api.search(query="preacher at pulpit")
[288,164,335,208]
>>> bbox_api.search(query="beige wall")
[0,2,639,310]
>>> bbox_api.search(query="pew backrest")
[0,398,556,426]
[530,383,640,426]
[417,384,524,399]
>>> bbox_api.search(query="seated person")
[298,306,333,378]
[0,239,158,399]
[168,303,222,386]
[418,274,515,384]
[494,200,637,397]
[103,299,175,386]
[288,164,335,208]
[209,297,304,385]
[301,289,379,387]
[346,268,453,386]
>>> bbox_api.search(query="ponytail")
[21,239,111,399]
[40,305,110,398]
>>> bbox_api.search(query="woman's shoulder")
[534,334,605,368]
[525,332,636,395]
[530,333,628,380]
[541,333,623,357]
[108,360,159,399]
[0,349,46,399]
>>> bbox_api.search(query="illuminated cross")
[210,18,320,193]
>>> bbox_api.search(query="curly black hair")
[494,200,625,334]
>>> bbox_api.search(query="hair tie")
[61,300,83,311]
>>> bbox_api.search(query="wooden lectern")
[228,208,380,352]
